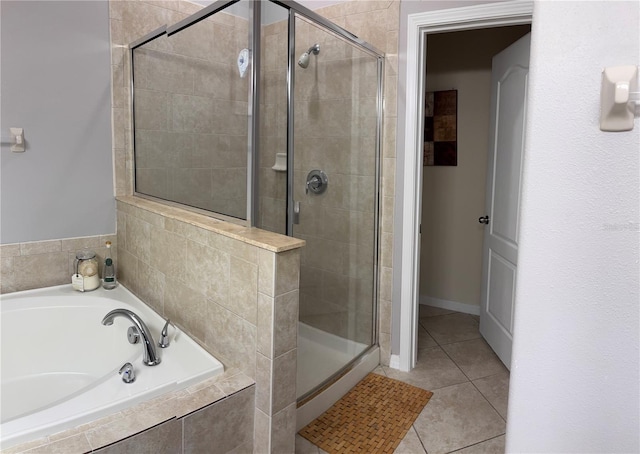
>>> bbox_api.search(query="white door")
[479,33,531,369]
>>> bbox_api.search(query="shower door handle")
[293,201,300,224]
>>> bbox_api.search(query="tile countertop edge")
[116,196,305,253]
[0,370,255,454]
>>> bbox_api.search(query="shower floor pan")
[297,322,368,399]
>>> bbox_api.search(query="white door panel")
[487,251,516,334]
[492,66,528,245]
[480,33,531,369]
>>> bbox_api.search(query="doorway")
[419,26,531,367]
[397,1,534,372]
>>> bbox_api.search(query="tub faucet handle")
[102,308,161,366]
[119,362,136,384]
[159,318,171,348]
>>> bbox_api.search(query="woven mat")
[299,373,433,454]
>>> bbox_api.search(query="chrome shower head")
[298,44,320,68]
[307,43,320,55]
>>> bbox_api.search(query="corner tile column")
[255,248,300,453]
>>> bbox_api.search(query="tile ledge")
[116,196,305,253]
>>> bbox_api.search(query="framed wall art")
[424,89,457,166]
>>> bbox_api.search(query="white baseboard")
[389,354,400,370]
[420,295,480,316]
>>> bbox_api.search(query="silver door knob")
[478,215,490,224]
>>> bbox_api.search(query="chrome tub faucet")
[102,308,161,366]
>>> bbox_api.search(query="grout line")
[446,433,506,453]
[418,328,508,419]
[181,418,185,454]
[469,374,509,424]
[419,312,482,348]
[404,309,508,454]
[434,336,507,422]
[418,319,443,348]
[437,344,472,384]
[413,425,430,454]
[374,366,388,377]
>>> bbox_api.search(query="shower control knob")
[308,176,321,190]
[306,170,328,195]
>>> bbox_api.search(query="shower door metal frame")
[248,0,261,225]
[279,0,385,401]
[165,0,239,35]
[275,0,384,56]
[129,24,168,208]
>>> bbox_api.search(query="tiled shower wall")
[133,7,249,219]
[0,234,117,294]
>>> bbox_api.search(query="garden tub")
[0,284,223,449]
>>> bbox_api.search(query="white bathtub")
[0,284,224,449]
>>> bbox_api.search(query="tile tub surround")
[116,195,303,453]
[109,0,399,367]
[0,234,117,294]
[1,369,255,454]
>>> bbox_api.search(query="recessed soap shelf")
[272,152,287,172]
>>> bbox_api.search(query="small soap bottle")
[102,241,118,290]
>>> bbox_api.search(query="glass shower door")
[292,14,380,399]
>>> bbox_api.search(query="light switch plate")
[10,127,24,152]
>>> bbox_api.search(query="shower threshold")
[297,322,369,399]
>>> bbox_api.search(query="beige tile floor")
[295,305,510,454]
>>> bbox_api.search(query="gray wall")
[0,1,114,244]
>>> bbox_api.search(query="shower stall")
[130,0,383,402]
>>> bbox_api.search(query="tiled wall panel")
[0,234,117,294]
[183,387,255,454]
[115,194,301,454]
